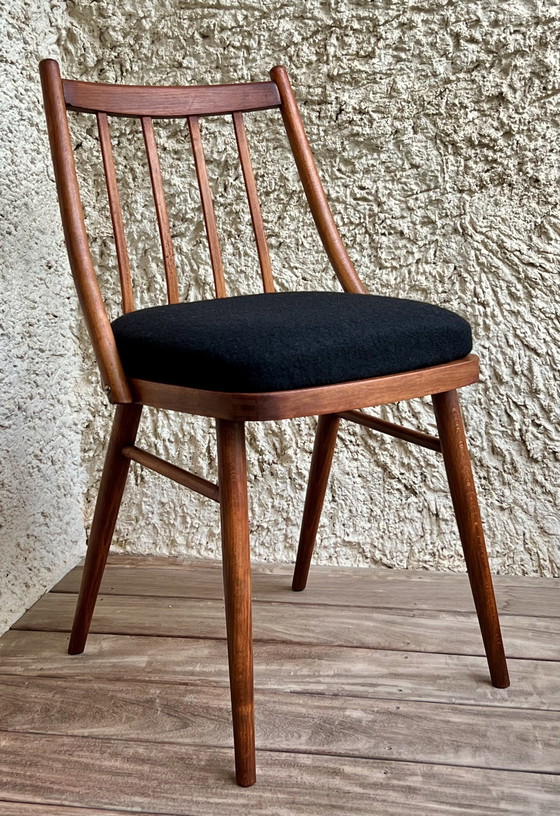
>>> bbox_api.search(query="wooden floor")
[0,556,559,815]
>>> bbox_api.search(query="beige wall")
[2,2,558,632]
[60,0,559,577]
[0,0,86,633]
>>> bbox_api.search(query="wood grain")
[232,112,274,293]
[130,354,480,421]
[3,631,560,711]
[96,112,134,313]
[293,413,340,590]
[188,115,227,298]
[122,445,219,502]
[434,389,509,688]
[216,420,256,786]
[0,803,150,816]
[1,676,559,772]
[337,409,441,452]
[14,593,560,660]
[1,731,558,815]
[53,561,560,619]
[39,59,131,402]
[68,404,142,655]
[63,78,281,117]
[141,116,179,303]
[3,555,559,812]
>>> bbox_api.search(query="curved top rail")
[63,78,281,118]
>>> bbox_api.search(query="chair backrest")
[39,59,367,402]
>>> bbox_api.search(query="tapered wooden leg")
[432,390,510,688]
[68,403,143,655]
[292,413,340,592]
[216,419,256,787]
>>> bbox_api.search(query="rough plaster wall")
[0,1,86,632]
[59,0,559,576]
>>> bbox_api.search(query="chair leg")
[432,389,510,688]
[216,419,256,787]
[292,413,340,592]
[68,403,143,655]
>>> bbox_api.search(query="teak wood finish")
[39,58,510,788]
[141,116,180,304]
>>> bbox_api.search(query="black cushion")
[112,291,472,393]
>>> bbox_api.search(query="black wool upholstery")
[112,291,473,393]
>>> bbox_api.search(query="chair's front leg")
[216,419,256,787]
[432,389,510,688]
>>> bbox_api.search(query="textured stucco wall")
[38,2,560,580]
[0,0,86,632]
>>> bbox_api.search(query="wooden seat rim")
[127,354,479,421]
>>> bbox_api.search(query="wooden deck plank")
[0,803,162,816]
[1,631,560,710]
[54,561,560,618]
[0,676,558,773]
[13,592,560,660]
[1,731,558,816]
[4,558,559,814]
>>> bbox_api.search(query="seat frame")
[40,58,509,788]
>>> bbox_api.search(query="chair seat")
[112,291,472,393]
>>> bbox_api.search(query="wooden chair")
[39,58,509,788]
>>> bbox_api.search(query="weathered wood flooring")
[1,555,559,815]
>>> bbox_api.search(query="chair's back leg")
[216,419,256,787]
[292,414,340,591]
[68,403,143,655]
[432,389,510,688]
